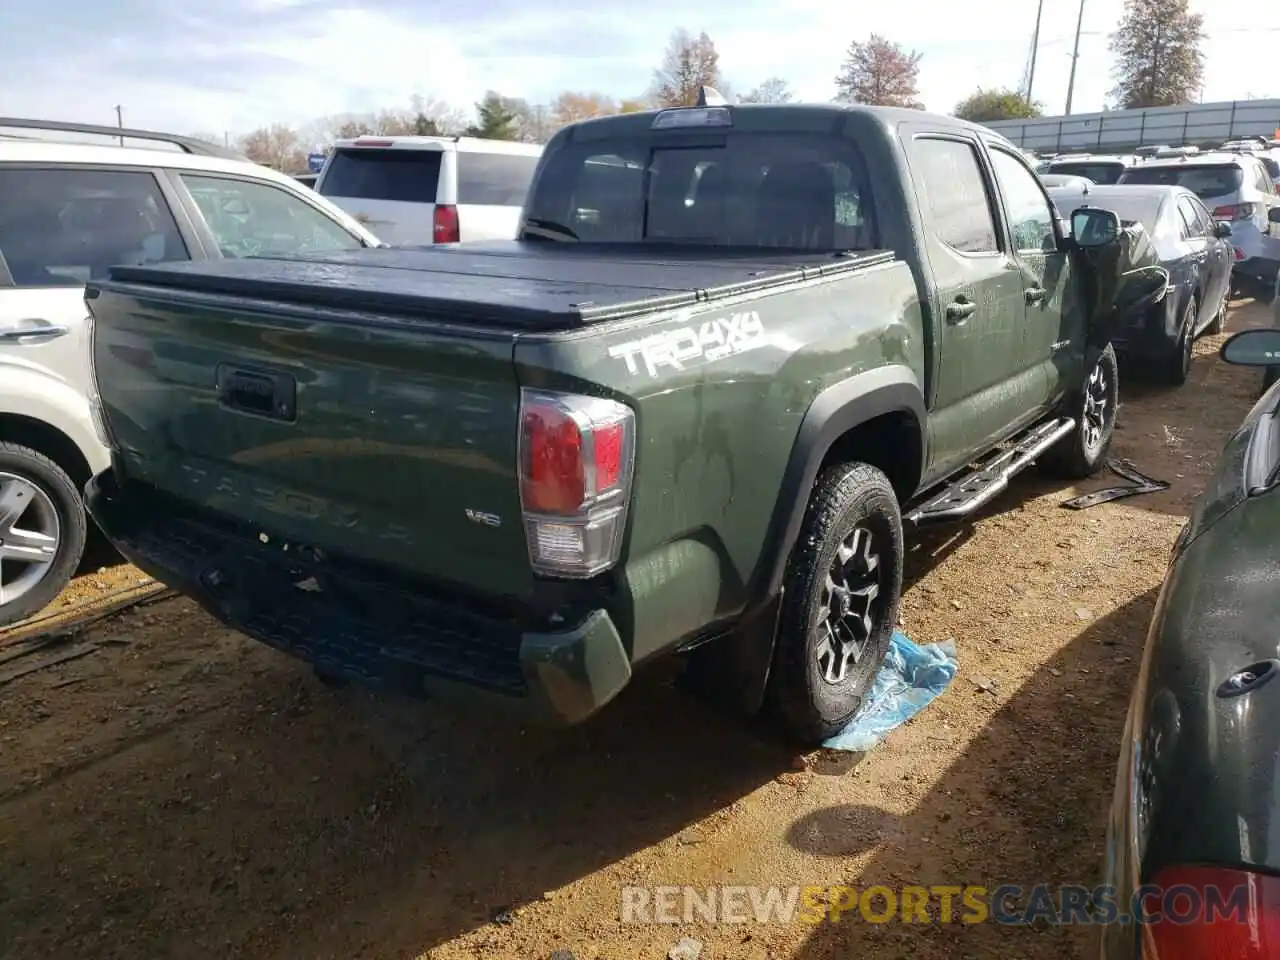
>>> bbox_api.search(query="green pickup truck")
[81,100,1167,744]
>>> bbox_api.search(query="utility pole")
[1026,0,1046,104]
[1065,0,1087,115]
[113,104,124,145]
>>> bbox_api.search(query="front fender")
[0,364,110,475]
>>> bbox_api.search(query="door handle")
[0,323,69,344]
[1025,286,1047,304]
[945,298,976,323]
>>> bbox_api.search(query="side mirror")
[1269,208,1280,224]
[1214,221,1233,238]
[1220,329,1280,367]
[1071,206,1121,248]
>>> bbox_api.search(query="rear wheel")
[0,442,87,627]
[1156,296,1197,387]
[1204,292,1227,335]
[767,462,903,745]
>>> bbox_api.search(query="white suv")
[315,135,543,246]
[0,117,381,626]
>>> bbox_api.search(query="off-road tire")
[767,462,903,745]
[0,442,88,628]
[1156,296,1197,387]
[1204,292,1226,335]
[1039,342,1119,480]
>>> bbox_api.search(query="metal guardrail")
[0,117,246,160]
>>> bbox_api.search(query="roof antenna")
[697,86,728,107]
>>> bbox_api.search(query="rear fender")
[729,366,926,713]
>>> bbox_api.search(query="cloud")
[1,0,1277,137]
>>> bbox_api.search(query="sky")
[2,0,1278,139]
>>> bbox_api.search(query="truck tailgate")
[86,283,535,600]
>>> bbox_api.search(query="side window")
[913,138,999,254]
[179,174,364,258]
[456,153,540,206]
[0,167,188,288]
[1254,161,1273,194]
[1190,198,1216,235]
[1174,198,1197,239]
[1178,197,1207,237]
[988,148,1058,252]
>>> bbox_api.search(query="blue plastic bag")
[822,630,959,752]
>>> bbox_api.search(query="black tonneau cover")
[104,242,893,331]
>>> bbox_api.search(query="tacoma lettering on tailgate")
[607,310,766,377]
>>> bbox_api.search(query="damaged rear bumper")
[85,467,632,725]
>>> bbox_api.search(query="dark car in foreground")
[1098,327,1280,959]
[1048,183,1232,385]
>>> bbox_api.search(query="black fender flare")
[750,364,927,609]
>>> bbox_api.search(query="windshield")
[1119,164,1244,200]
[523,132,876,250]
[1046,161,1126,184]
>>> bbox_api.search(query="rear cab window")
[0,167,189,287]
[523,112,877,250]
[457,152,539,206]
[319,147,442,203]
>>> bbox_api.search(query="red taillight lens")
[1143,865,1280,959]
[1212,203,1256,222]
[518,390,635,578]
[1234,246,1247,261]
[433,204,460,243]
[522,403,586,514]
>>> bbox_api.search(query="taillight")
[81,307,113,447]
[1234,246,1247,261]
[1142,865,1280,959]
[433,204,460,243]
[518,389,635,578]
[1211,203,1257,222]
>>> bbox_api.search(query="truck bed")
[106,242,893,331]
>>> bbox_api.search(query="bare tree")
[237,123,305,171]
[740,77,794,104]
[1108,0,1205,109]
[551,91,619,126]
[618,97,653,114]
[834,34,923,108]
[651,29,722,107]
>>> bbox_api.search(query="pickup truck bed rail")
[106,244,895,332]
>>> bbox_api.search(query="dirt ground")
[0,301,1272,960]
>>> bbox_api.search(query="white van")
[315,135,544,246]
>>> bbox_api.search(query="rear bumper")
[1110,288,1179,360]
[85,468,632,725]
[1234,256,1280,283]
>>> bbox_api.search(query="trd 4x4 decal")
[607,310,767,377]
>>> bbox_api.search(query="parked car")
[81,97,1167,744]
[314,134,543,246]
[1097,326,1280,959]
[1118,152,1280,299]
[293,173,318,190]
[0,117,381,626]
[1047,183,1233,384]
[1043,154,1137,185]
[1039,173,1095,189]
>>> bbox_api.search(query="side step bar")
[906,417,1076,525]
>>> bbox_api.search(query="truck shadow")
[782,585,1159,960]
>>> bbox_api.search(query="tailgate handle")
[216,364,297,422]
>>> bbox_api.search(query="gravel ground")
[0,300,1272,960]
